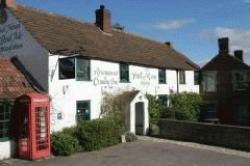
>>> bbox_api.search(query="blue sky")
[16,0,250,65]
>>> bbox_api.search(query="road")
[2,140,250,166]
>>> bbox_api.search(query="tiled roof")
[0,58,35,99]
[10,5,198,70]
[202,54,250,71]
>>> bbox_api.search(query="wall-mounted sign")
[0,9,23,52]
[93,68,119,86]
[131,70,157,86]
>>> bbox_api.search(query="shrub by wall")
[51,131,80,156]
[159,119,250,151]
[51,118,122,156]
[169,92,202,121]
[146,94,160,125]
[76,118,122,151]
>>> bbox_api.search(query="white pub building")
[0,0,199,159]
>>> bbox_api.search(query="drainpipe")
[176,69,179,94]
[171,69,179,119]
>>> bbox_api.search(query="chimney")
[218,37,229,54]
[0,0,17,9]
[234,50,244,62]
[95,5,112,33]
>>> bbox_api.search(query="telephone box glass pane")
[35,107,48,151]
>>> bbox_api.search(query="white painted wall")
[0,141,15,160]
[49,55,199,131]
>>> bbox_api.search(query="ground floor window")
[76,101,91,122]
[158,95,168,110]
[158,95,169,118]
[200,103,217,121]
[0,101,13,142]
[233,104,249,125]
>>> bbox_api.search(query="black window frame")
[159,69,166,84]
[158,95,168,109]
[59,57,91,81]
[120,63,129,83]
[194,71,199,85]
[0,101,13,142]
[179,70,186,84]
[59,57,76,80]
[76,57,91,81]
[76,100,91,122]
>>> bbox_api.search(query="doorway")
[135,102,144,135]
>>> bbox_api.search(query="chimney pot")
[218,37,229,55]
[165,41,171,47]
[95,5,112,33]
[1,0,16,9]
[234,50,244,62]
[100,5,105,10]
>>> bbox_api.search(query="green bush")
[146,94,160,125]
[169,92,202,121]
[51,131,80,156]
[76,118,122,151]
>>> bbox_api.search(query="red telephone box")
[16,92,51,160]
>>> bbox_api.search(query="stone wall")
[159,119,250,151]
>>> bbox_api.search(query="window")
[158,95,168,110]
[179,70,186,84]
[233,104,249,125]
[232,71,250,90]
[0,102,12,142]
[159,69,166,84]
[76,101,91,122]
[120,63,129,82]
[59,57,75,79]
[200,103,217,120]
[76,58,90,81]
[59,57,91,81]
[194,71,199,85]
[35,107,49,150]
[202,71,217,92]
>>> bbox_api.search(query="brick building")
[0,58,35,159]
[200,37,250,126]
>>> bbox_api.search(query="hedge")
[51,118,122,156]
[76,118,122,151]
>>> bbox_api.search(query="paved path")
[2,139,250,166]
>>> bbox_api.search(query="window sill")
[0,137,10,142]
[76,79,92,82]
[120,81,131,83]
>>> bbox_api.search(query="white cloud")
[154,19,194,30]
[243,0,250,4]
[201,27,250,64]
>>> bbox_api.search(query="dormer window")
[59,57,75,79]
[59,57,90,81]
